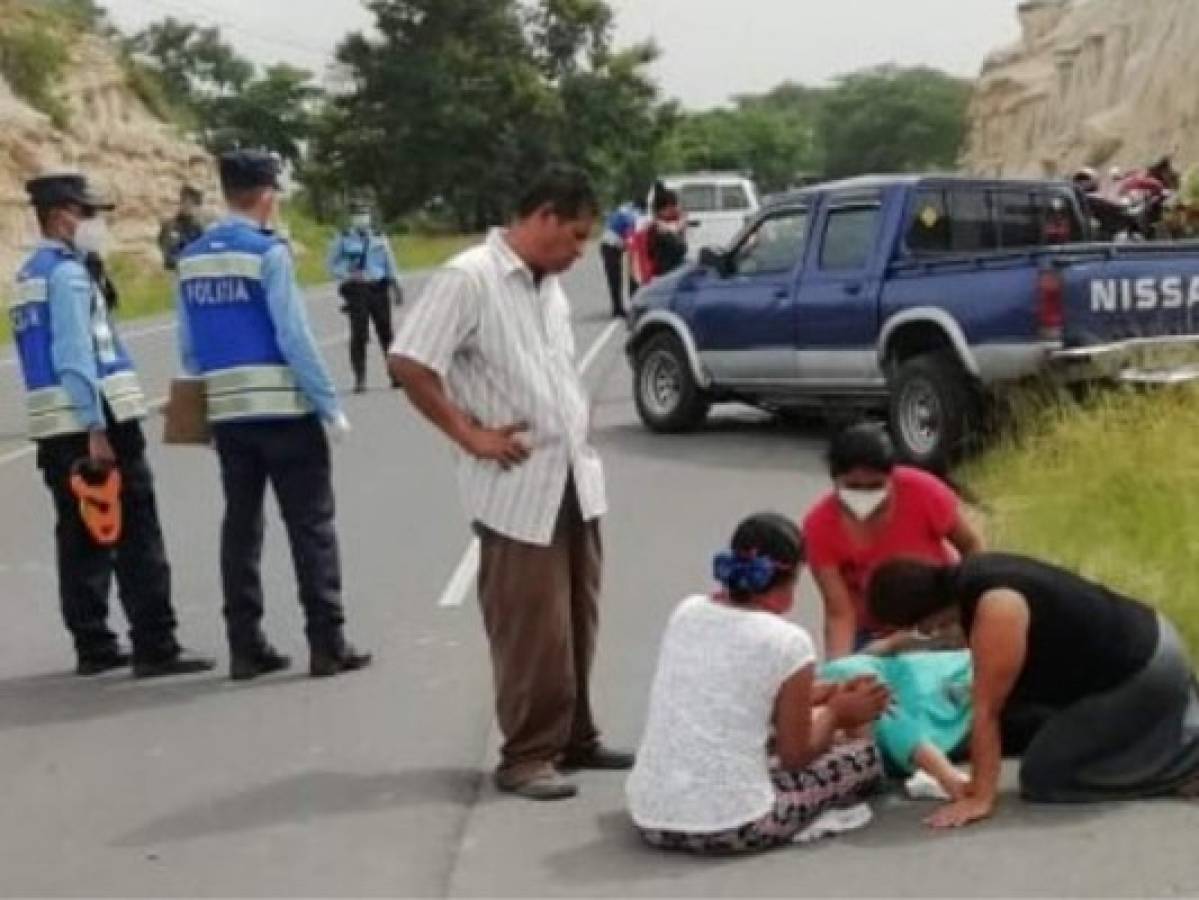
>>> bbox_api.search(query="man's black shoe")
[559,744,635,772]
[309,644,373,678]
[230,646,292,681]
[133,649,216,680]
[76,650,132,677]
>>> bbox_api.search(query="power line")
[116,0,339,67]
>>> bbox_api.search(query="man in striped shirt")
[390,166,633,801]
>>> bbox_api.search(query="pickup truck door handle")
[843,281,863,296]
[772,286,788,299]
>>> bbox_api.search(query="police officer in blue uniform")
[177,151,372,680]
[327,203,402,393]
[13,174,215,678]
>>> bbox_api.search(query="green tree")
[124,17,254,108]
[528,0,613,79]
[817,65,972,178]
[124,18,321,162]
[657,82,824,194]
[204,64,321,162]
[44,0,111,33]
[327,0,552,229]
[317,0,664,227]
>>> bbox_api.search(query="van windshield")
[678,184,718,213]
[720,185,751,211]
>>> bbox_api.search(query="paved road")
[0,252,1196,897]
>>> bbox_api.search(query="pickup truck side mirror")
[699,246,729,275]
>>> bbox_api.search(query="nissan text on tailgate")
[626,175,1199,470]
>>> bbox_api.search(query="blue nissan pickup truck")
[626,174,1199,469]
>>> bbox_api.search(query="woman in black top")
[869,553,1199,828]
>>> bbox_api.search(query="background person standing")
[646,184,688,278]
[327,203,402,393]
[390,165,633,802]
[13,173,214,678]
[177,150,371,681]
[158,184,208,271]
[598,199,643,317]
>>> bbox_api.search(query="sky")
[99,0,1024,109]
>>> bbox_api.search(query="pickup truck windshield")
[731,207,809,275]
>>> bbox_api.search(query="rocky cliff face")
[1,25,218,283]
[963,0,1199,178]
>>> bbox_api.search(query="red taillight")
[1037,270,1064,340]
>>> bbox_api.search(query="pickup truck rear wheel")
[634,332,710,432]
[888,353,979,472]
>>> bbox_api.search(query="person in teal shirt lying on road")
[822,651,972,800]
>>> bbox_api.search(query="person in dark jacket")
[869,553,1199,828]
[158,185,208,271]
[647,185,688,278]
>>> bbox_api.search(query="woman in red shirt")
[802,424,984,659]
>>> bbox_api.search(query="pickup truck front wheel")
[634,332,710,432]
[888,353,979,472]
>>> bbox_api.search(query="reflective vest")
[177,220,313,423]
[333,229,392,282]
[11,244,146,440]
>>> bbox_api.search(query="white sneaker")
[793,802,873,844]
[905,770,957,801]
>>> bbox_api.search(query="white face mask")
[351,215,371,231]
[73,217,109,256]
[838,486,889,521]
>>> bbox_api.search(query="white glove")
[327,412,352,443]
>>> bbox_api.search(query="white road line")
[436,539,481,609]
[0,330,349,469]
[0,445,37,467]
[578,320,623,376]
[435,318,623,610]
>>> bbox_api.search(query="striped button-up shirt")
[390,229,606,546]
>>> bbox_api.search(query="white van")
[650,173,760,259]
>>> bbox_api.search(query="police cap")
[26,173,115,211]
[219,150,282,192]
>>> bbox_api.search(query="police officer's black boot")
[76,648,132,677]
[132,648,216,679]
[309,638,372,678]
[230,644,292,681]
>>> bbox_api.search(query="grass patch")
[120,54,195,130]
[393,233,477,270]
[284,207,477,280]
[105,254,174,323]
[0,18,71,128]
[282,206,336,286]
[962,385,1199,655]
